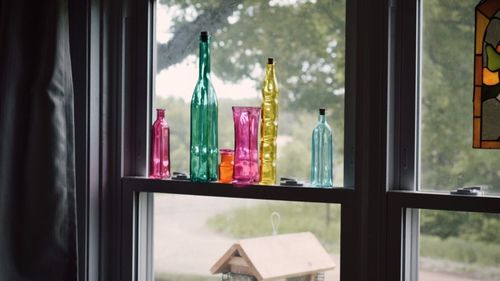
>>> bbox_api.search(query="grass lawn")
[421,235,500,267]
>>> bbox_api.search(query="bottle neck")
[198,39,211,79]
[221,153,234,163]
[157,109,165,120]
[265,63,275,80]
[318,114,326,123]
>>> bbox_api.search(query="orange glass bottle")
[219,149,234,183]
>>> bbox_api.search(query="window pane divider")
[122,177,354,204]
[388,190,500,214]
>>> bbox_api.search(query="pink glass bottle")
[150,109,170,179]
[232,106,261,185]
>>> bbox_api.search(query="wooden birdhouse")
[210,232,336,281]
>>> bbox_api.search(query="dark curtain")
[0,0,77,280]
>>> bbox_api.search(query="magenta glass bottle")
[232,106,261,185]
[150,109,170,179]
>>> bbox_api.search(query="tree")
[157,0,346,183]
[158,0,345,111]
[156,0,500,244]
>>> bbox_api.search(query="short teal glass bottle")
[190,31,218,182]
[310,108,333,188]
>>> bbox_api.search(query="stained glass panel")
[473,0,500,148]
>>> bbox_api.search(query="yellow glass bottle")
[259,58,279,185]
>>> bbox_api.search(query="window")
[152,2,348,280]
[420,0,500,193]
[117,1,500,281]
[420,210,500,281]
[386,1,500,281]
[154,194,341,281]
[154,0,346,186]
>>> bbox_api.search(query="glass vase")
[310,108,333,187]
[190,31,218,182]
[150,108,170,179]
[232,106,261,185]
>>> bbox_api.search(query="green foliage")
[156,0,500,251]
[418,0,500,249]
[159,0,345,110]
[420,0,500,191]
[207,202,341,253]
[421,235,500,267]
[421,210,500,244]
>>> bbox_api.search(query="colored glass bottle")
[190,31,218,182]
[150,109,170,179]
[310,108,333,188]
[259,58,279,185]
[233,106,261,185]
[219,149,234,183]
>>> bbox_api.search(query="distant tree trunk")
[157,0,244,72]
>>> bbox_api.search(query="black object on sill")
[172,172,189,180]
[450,186,483,196]
[280,177,304,187]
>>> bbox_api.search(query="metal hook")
[271,211,280,235]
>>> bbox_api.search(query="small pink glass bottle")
[150,109,170,179]
[232,106,261,185]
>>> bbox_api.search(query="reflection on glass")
[419,210,500,281]
[420,0,500,192]
[154,194,340,281]
[154,0,345,186]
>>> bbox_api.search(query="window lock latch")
[450,186,484,196]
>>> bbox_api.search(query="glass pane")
[420,0,500,193]
[154,0,346,186]
[154,194,340,281]
[420,210,500,281]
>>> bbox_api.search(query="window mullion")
[390,0,420,280]
[391,0,420,192]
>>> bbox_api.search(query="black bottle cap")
[319,108,326,115]
[268,57,274,64]
[200,31,209,42]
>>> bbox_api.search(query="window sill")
[122,177,354,204]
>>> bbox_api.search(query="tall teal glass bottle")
[310,108,333,188]
[190,31,218,182]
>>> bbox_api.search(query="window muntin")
[154,0,346,186]
[419,0,500,193]
[153,194,341,281]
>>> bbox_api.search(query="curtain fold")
[0,0,77,280]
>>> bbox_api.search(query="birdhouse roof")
[210,232,336,281]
